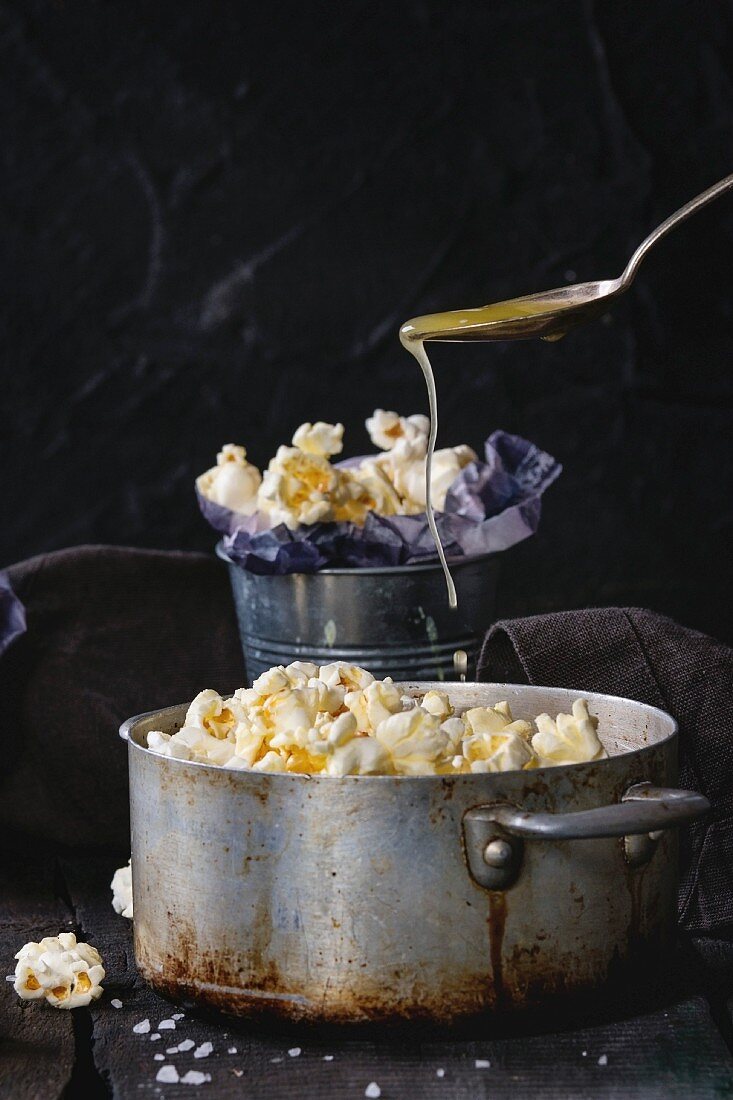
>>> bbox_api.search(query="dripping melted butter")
[399,292,579,610]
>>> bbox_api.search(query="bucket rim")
[214,539,499,575]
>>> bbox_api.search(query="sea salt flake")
[5,975,16,982]
[365,1084,381,1099]
[172,1012,185,1020]
[159,1019,176,1029]
[133,1019,151,1034]
[598,1054,608,1066]
[436,1068,445,1078]
[271,1057,283,1064]
[194,1042,213,1059]
[150,1034,161,1042]
[288,1047,301,1057]
[110,998,123,1009]
[166,1046,179,1054]
[323,1055,334,1061]
[232,1069,244,1077]
[181,1070,211,1085]
[156,1066,179,1084]
[475,1059,491,1069]
[154,1054,165,1062]
[228,1047,237,1054]
[178,1039,195,1052]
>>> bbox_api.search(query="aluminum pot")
[120,683,709,1026]
[217,541,499,683]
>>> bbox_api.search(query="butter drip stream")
[400,292,575,609]
[398,330,457,609]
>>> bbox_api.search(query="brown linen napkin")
[0,545,245,849]
[477,608,733,935]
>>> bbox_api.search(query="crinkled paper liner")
[0,572,26,656]
[198,430,562,575]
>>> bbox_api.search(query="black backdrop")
[3,1,733,640]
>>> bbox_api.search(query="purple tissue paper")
[198,430,561,574]
[0,572,27,657]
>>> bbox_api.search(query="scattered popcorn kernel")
[14,934,104,1009]
[111,859,133,919]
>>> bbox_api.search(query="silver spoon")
[400,172,733,344]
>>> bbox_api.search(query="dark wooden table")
[3,849,733,1100]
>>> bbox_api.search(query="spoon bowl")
[401,172,733,345]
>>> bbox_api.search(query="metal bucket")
[217,541,500,683]
[120,682,710,1025]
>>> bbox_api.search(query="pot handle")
[463,782,710,890]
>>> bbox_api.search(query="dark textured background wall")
[3,1,733,640]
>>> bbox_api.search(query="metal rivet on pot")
[483,838,514,868]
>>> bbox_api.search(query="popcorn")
[185,689,245,740]
[195,444,261,515]
[145,666,606,777]
[344,679,403,733]
[319,662,375,692]
[14,933,104,1009]
[463,730,536,774]
[531,698,608,766]
[258,445,337,528]
[366,409,430,455]
[421,690,453,720]
[374,708,453,775]
[111,858,133,919]
[292,421,344,458]
[197,410,480,531]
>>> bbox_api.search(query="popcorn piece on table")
[531,699,607,766]
[111,858,133,919]
[196,444,261,514]
[14,933,104,1008]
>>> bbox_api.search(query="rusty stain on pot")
[487,893,507,1008]
[125,683,686,1024]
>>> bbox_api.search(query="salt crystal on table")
[173,1012,185,1020]
[194,1042,213,1059]
[110,998,123,1009]
[228,1047,237,1054]
[436,1069,445,1078]
[150,1034,161,1042]
[475,1059,491,1069]
[232,1069,244,1078]
[271,1057,283,1064]
[133,1019,151,1034]
[154,1054,165,1062]
[5,975,16,982]
[178,1040,195,1052]
[159,1019,176,1029]
[288,1047,301,1057]
[166,1046,179,1055]
[323,1055,334,1062]
[598,1055,608,1066]
[365,1084,381,1099]
[156,1066,179,1084]
[181,1070,211,1085]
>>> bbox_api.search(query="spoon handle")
[621,171,733,286]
